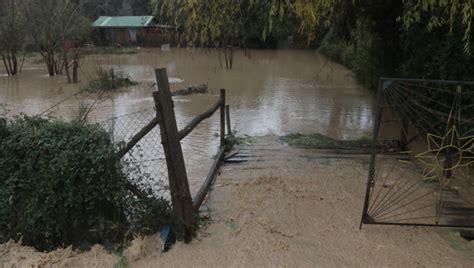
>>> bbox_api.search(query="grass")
[86,68,138,92]
[227,134,252,146]
[286,133,338,147]
[285,133,375,148]
[114,249,129,268]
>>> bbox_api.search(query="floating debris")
[168,77,184,84]
[172,84,208,96]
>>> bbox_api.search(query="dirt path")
[1,136,473,267]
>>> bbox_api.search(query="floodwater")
[0,48,375,193]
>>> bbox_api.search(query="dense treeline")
[1,0,472,85]
[297,0,474,88]
[157,0,473,87]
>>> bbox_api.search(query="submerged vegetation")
[0,116,171,251]
[227,134,252,147]
[87,68,138,92]
[285,133,373,148]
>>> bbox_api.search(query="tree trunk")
[6,52,13,75]
[72,49,81,83]
[224,49,229,69]
[11,50,17,75]
[7,50,18,75]
[44,52,55,76]
[58,59,65,75]
[54,57,61,75]
[229,47,233,70]
[72,57,79,83]
[19,52,26,73]
[1,53,11,76]
[64,59,72,83]
[63,49,72,83]
[1,50,18,76]
[218,49,223,68]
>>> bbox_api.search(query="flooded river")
[0,48,375,193]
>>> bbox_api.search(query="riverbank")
[1,136,472,267]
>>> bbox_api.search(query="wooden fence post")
[153,68,195,242]
[220,89,226,147]
[226,105,232,135]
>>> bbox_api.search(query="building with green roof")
[92,16,156,28]
[92,16,175,46]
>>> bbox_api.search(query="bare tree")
[0,0,26,76]
[62,15,91,83]
[23,0,90,80]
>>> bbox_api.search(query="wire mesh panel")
[99,108,169,198]
[361,78,474,227]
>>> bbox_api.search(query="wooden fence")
[117,68,230,241]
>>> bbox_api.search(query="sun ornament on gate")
[415,91,474,187]
[416,127,474,186]
[360,79,474,228]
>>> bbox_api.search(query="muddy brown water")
[0,48,375,194]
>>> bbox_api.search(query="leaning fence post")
[226,105,232,135]
[220,89,226,147]
[153,68,195,242]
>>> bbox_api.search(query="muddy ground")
[1,136,473,267]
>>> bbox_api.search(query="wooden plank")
[177,98,222,140]
[116,117,159,159]
[193,146,226,212]
[224,150,239,160]
[153,68,195,242]
[224,158,254,163]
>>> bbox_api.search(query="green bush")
[0,116,168,250]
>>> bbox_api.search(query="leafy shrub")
[0,116,170,251]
